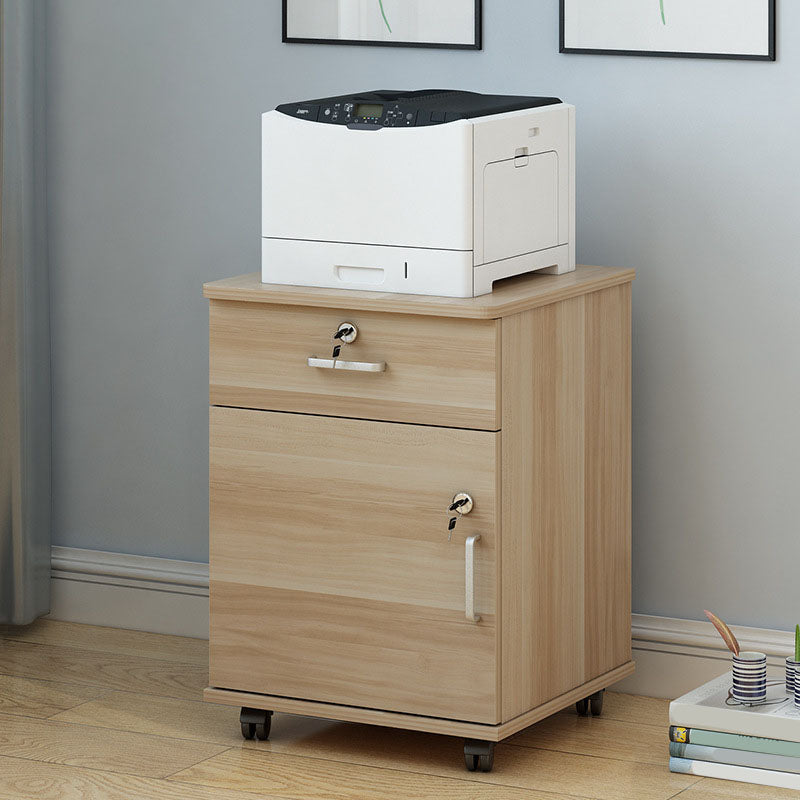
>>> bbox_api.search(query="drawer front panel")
[209,407,499,723]
[209,301,499,430]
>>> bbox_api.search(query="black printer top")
[275,89,562,129]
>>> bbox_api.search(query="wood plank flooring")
[0,619,784,799]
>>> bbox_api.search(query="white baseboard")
[48,546,209,639]
[48,547,794,698]
[621,614,793,698]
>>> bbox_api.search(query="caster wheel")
[589,689,604,716]
[239,707,273,741]
[477,752,494,772]
[464,739,495,772]
[576,690,605,717]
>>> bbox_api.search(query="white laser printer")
[262,89,575,297]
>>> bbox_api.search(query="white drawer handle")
[465,534,481,623]
[307,357,386,373]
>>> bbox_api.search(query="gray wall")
[47,1,800,629]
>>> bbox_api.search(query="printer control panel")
[275,90,561,130]
[276,99,463,128]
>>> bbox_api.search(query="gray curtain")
[0,0,50,624]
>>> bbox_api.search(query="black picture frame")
[282,0,482,50]
[559,0,776,61]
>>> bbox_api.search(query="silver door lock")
[447,492,473,540]
[333,323,358,344]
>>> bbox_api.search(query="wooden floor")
[0,621,791,800]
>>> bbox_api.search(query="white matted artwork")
[560,0,775,60]
[283,0,481,49]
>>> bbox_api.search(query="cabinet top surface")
[203,265,635,319]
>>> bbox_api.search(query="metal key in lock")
[447,492,474,541]
[331,322,357,358]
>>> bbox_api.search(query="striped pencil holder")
[795,673,800,710]
[731,651,767,705]
[786,657,800,696]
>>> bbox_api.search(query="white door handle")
[307,357,386,373]
[465,534,481,623]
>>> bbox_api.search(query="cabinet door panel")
[210,407,500,723]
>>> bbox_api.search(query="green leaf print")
[378,0,392,33]
[660,0,666,25]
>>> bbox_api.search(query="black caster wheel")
[464,739,495,772]
[589,689,605,716]
[239,707,273,740]
[576,689,604,717]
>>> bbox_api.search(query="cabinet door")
[210,407,499,723]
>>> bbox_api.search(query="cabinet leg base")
[464,738,495,772]
[240,707,273,740]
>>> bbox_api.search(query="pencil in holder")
[732,651,767,704]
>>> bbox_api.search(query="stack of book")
[669,673,800,791]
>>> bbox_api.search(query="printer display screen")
[355,103,383,119]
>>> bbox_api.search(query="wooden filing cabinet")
[203,266,635,772]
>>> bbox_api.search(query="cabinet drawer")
[209,406,500,723]
[209,301,500,429]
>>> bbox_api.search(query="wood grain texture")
[0,756,281,800]
[488,662,634,740]
[501,297,587,719]
[210,407,498,612]
[0,618,208,665]
[209,301,499,429]
[210,407,499,723]
[672,779,800,800]
[204,662,633,742]
[211,584,498,724]
[584,284,633,677]
[178,713,692,800]
[203,265,636,320]
[204,686,504,740]
[205,271,633,739]
[50,691,244,745]
[0,639,206,700]
[561,690,667,728]
[169,747,575,800]
[510,714,666,765]
[0,711,227,778]
[3,623,786,800]
[0,674,109,719]
[500,284,633,721]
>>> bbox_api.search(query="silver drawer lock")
[306,321,386,372]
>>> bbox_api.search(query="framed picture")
[283,0,482,50]
[560,0,775,61]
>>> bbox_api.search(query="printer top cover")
[275,89,562,128]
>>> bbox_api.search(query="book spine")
[669,725,800,758]
[669,757,800,791]
[669,703,800,743]
[670,742,800,774]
